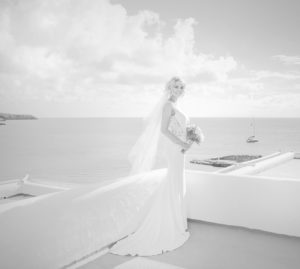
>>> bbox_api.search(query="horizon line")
[37,116,300,119]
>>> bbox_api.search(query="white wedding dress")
[109,101,190,256]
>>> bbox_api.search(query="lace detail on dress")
[167,109,187,142]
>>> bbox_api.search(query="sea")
[0,118,300,184]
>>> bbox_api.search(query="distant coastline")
[0,113,37,120]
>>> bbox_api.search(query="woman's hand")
[181,141,192,154]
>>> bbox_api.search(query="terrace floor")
[79,219,300,269]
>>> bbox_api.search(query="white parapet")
[216,151,282,174]
[227,152,295,175]
[1,167,299,269]
[186,169,300,237]
[0,169,167,269]
[0,179,23,198]
[0,175,71,200]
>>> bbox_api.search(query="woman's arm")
[160,102,190,149]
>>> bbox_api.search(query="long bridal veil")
[128,91,169,176]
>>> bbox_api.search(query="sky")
[0,0,299,117]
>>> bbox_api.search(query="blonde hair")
[164,76,186,98]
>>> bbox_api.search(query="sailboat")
[246,118,259,143]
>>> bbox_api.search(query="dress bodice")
[167,102,190,142]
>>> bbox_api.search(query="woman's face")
[172,81,185,98]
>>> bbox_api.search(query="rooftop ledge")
[0,153,299,269]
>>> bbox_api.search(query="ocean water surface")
[0,118,299,184]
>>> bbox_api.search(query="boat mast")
[252,117,255,137]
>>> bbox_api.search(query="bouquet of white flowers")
[181,124,204,153]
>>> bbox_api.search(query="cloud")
[254,70,300,80]
[0,0,238,103]
[0,0,299,117]
[273,55,300,65]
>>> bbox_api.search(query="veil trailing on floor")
[128,91,170,176]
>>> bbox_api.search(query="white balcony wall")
[1,168,300,269]
[186,170,300,237]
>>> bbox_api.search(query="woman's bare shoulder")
[163,101,175,115]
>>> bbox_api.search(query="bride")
[109,77,192,256]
